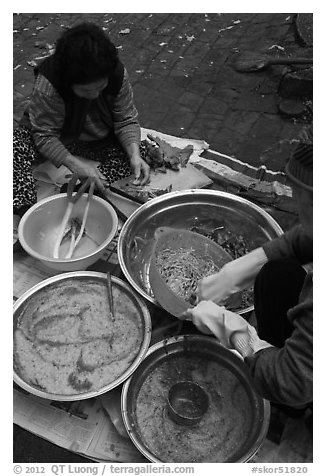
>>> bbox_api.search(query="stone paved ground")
[13,12,312,171]
[13,12,313,463]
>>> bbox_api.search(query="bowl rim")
[18,193,118,263]
[118,189,284,314]
[13,271,152,401]
[149,226,233,317]
[121,334,270,463]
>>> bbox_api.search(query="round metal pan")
[13,271,152,401]
[118,189,283,315]
[122,334,270,463]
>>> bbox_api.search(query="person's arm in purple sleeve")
[183,298,312,408]
[197,225,312,307]
[262,224,313,266]
[242,296,313,407]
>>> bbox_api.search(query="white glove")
[197,247,268,305]
[183,300,272,358]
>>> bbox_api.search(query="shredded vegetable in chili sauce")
[155,247,219,302]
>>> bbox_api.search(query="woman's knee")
[13,127,37,164]
[255,258,306,296]
[254,258,307,333]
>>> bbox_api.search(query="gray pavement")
[13,13,312,170]
[13,12,313,463]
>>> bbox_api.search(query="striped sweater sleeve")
[111,69,141,149]
[29,74,71,167]
[29,70,141,166]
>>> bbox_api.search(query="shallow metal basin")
[122,335,270,463]
[118,189,283,314]
[13,271,152,401]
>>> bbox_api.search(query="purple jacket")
[246,225,313,408]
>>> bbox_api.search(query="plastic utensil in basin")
[148,226,233,317]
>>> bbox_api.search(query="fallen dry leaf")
[268,44,285,51]
[119,28,130,35]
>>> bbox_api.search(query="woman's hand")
[183,300,272,357]
[197,248,269,305]
[63,154,107,193]
[197,272,231,305]
[130,155,150,185]
[182,301,226,337]
[123,142,150,185]
[182,301,249,349]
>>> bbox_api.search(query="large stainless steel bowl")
[13,271,152,401]
[118,190,283,314]
[122,335,270,463]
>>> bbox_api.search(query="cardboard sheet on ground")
[31,127,293,212]
[32,127,211,203]
[13,387,146,462]
[14,127,302,463]
[110,163,213,203]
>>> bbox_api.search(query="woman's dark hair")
[54,22,119,86]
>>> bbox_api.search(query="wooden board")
[110,163,213,203]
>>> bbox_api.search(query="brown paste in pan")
[14,278,143,395]
[135,354,253,462]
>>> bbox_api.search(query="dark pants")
[254,258,310,418]
[254,258,306,348]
